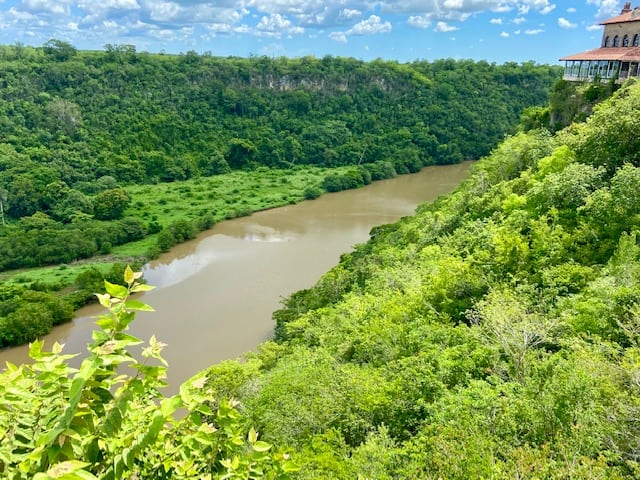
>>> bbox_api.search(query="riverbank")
[1,162,407,287]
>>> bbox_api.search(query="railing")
[562,73,632,84]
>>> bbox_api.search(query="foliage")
[547,78,619,131]
[193,81,640,478]
[92,188,130,220]
[0,267,296,479]
[13,45,640,478]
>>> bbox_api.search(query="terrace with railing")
[560,3,640,83]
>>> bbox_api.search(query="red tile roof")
[560,46,640,62]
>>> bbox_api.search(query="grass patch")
[0,262,117,289]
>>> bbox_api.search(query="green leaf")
[69,471,100,480]
[29,340,45,359]
[124,299,155,312]
[104,281,128,299]
[45,460,95,478]
[123,265,135,285]
[160,395,183,417]
[95,293,112,308]
[130,283,155,293]
[117,311,137,330]
[95,315,116,330]
[252,441,272,453]
[123,447,135,469]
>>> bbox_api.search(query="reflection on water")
[240,224,296,242]
[0,162,471,393]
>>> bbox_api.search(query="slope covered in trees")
[0,41,559,226]
[0,44,559,270]
[190,79,640,478]
[0,43,558,191]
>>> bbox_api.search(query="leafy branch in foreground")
[0,266,295,479]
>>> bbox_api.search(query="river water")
[0,162,470,391]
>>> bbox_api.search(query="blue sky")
[0,1,625,64]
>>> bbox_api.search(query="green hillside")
[202,78,640,478]
[0,44,558,267]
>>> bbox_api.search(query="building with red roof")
[560,2,640,82]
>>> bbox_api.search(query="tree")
[226,138,257,169]
[93,188,131,220]
[42,39,77,61]
[45,98,82,136]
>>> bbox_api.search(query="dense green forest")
[0,42,560,348]
[0,42,560,266]
[3,75,640,478]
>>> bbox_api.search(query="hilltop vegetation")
[0,41,558,189]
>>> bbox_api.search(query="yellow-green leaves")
[0,266,293,479]
[33,461,97,480]
[122,265,139,285]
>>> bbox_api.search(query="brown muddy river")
[0,162,471,392]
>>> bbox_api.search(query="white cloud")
[20,0,73,15]
[586,0,620,18]
[586,24,602,31]
[513,16,526,24]
[490,17,502,24]
[257,13,289,31]
[7,6,37,20]
[79,0,140,9]
[558,17,576,28]
[408,14,432,28]
[500,31,509,37]
[493,5,513,13]
[443,0,463,8]
[435,21,458,32]
[249,0,352,28]
[150,28,176,39]
[375,0,560,22]
[567,7,576,13]
[329,31,347,42]
[205,22,233,34]
[525,28,544,34]
[540,5,555,14]
[328,13,391,43]
[347,15,391,35]
[340,9,361,20]
[256,13,304,37]
[147,1,181,22]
